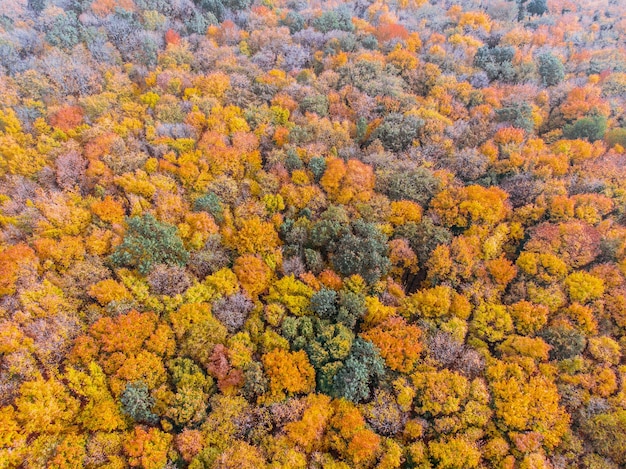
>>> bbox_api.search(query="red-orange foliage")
[49,106,84,132]
[165,29,181,46]
[375,23,410,42]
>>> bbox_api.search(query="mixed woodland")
[1,0,626,467]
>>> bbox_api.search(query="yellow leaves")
[265,275,313,316]
[428,437,481,469]
[262,349,315,401]
[206,268,240,297]
[170,302,212,337]
[179,211,218,249]
[362,296,396,329]
[35,192,92,237]
[403,285,452,319]
[215,441,268,469]
[487,360,570,449]
[262,193,285,214]
[388,200,422,226]
[471,303,513,343]
[206,104,250,135]
[20,279,73,319]
[14,376,79,435]
[517,251,568,283]
[588,336,621,365]
[508,301,549,335]
[114,170,156,199]
[498,336,551,362]
[65,362,126,432]
[89,279,131,305]
[225,216,280,255]
[412,368,469,416]
[459,11,492,32]
[194,72,231,99]
[565,271,605,304]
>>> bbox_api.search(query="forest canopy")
[1,0,626,468]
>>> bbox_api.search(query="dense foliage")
[1,0,626,468]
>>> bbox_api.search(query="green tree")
[110,214,189,275]
[331,338,385,403]
[563,115,607,142]
[332,220,390,284]
[373,113,424,152]
[474,46,516,82]
[538,326,586,360]
[538,52,565,86]
[120,381,158,425]
[527,0,548,15]
[582,410,626,465]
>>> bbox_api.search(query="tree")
[331,338,385,403]
[361,317,422,373]
[212,293,255,332]
[120,381,159,425]
[527,0,548,15]
[110,214,189,275]
[538,326,586,360]
[582,410,626,465]
[332,220,390,284]
[124,426,172,469]
[538,53,565,86]
[312,6,354,33]
[14,376,79,435]
[563,115,607,142]
[262,349,316,401]
[474,45,516,82]
[373,113,423,152]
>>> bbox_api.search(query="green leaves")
[110,214,189,275]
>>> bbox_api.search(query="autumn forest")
[1,0,626,467]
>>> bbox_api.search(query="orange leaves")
[262,349,315,401]
[234,254,272,298]
[175,429,204,462]
[125,426,172,469]
[320,158,375,204]
[49,106,84,132]
[91,196,125,224]
[327,400,381,466]
[90,310,158,356]
[430,185,510,228]
[560,86,610,121]
[91,0,135,17]
[88,279,130,305]
[375,23,409,42]
[165,29,181,46]
[361,316,422,373]
[487,256,518,289]
[285,394,333,453]
[0,243,38,296]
